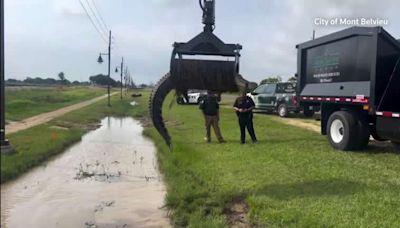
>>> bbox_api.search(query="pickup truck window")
[276,83,296,93]
[264,84,276,94]
[253,85,266,94]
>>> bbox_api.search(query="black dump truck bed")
[296,26,400,114]
[296,27,400,151]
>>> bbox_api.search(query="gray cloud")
[4,0,400,84]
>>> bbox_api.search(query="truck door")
[263,84,277,109]
[250,85,266,108]
[255,84,272,109]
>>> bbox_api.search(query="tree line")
[6,72,152,88]
[259,75,297,85]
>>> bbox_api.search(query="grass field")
[1,92,138,183]
[2,89,399,227]
[132,92,400,227]
[5,86,107,121]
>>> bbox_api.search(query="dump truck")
[296,26,400,151]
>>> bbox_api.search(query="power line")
[88,0,122,61]
[91,0,109,32]
[85,0,108,35]
[78,0,108,43]
[79,0,126,76]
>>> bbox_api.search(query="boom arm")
[199,0,215,32]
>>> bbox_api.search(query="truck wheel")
[278,104,288,118]
[327,111,359,151]
[303,106,315,117]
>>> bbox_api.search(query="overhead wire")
[90,0,125,68]
[88,0,122,58]
[78,0,108,43]
[85,0,108,35]
[90,0,123,68]
[78,0,130,84]
[91,0,110,32]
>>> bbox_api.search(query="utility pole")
[1,0,12,153]
[120,57,123,99]
[124,67,128,95]
[107,30,111,106]
[97,30,112,106]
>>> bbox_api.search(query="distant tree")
[115,80,122,88]
[89,74,117,87]
[58,72,65,83]
[72,81,80,85]
[247,82,258,91]
[44,78,58,84]
[24,77,57,85]
[260,76,282,85]
[6,78,20,83]
[287,76,297,82]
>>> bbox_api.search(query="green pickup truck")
[248,82,315,117]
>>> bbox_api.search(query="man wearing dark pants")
[233,91,257,144]
[199,91,225,143]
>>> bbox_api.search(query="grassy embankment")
[5,86,107,121]
[131,92,399,227]
[1,91,142,183]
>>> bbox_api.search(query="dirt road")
[269,115,320,133]
[5,93,117,135]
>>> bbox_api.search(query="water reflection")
[1,117,169,228]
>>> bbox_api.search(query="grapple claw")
[149,0,253,147]
[149,73,174,148]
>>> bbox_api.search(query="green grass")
[5,86,107,121]
[133,92,400,227]
[1,91,140,183]
[2,90,399,227]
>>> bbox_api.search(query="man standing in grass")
[233,91,257,144]
[199,91,225,143]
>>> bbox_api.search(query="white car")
[177,90,207,104]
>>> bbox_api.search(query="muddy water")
[1,117,170,228]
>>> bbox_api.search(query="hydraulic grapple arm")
[149,0,251,147]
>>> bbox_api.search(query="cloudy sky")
[4,0,400,84]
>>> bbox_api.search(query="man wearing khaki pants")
[199,91,225,143]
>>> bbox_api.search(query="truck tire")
[327,111,359,151]
[278,104,288,118]
[303,106,315,117]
